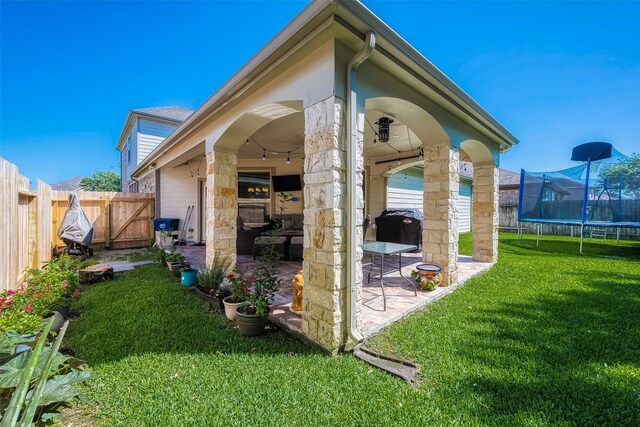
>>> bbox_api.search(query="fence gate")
[52,191,155,250]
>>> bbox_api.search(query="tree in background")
[600,154,640,198]
[80,171,121,192]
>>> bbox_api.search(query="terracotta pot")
[235,310,269,337]
[223,296,243,321]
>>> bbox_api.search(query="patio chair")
[289,236,303,260]
[237,217,265,255]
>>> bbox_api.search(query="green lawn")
[65,234,640,426]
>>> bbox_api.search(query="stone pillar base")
[422,141,459,286]
[205,151,237,268]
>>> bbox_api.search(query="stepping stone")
[80,265,115,284]
[131,260,154,266]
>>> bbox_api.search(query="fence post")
[103,197,111,249]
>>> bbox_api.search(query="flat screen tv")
[272,174,302,192]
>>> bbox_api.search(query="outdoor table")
[260,229,304,259]
[245,222,269,228]
[362,241,418,311]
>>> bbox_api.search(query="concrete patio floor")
[178,245,493,339]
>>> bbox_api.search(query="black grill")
[375,208,423,248]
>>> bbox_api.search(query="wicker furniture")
[237,217,266,255]
[289,236,303,260]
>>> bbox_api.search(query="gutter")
[346,30,376,345]
[335,0,518,148]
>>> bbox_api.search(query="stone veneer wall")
[422,141,459,286]
[206,151,238,268]
[472,164,499,262]
[301,97,363,353]
[138,171,156,193]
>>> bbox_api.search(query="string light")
[287,152,291,165]
[262,149,266,161]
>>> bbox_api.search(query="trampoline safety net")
[518,145,640,228]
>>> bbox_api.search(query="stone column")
[301,97,362,354]
[422,142,459,286]
[472,163,499,262]
[205,150,238,268]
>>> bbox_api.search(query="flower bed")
[0,255,91,334]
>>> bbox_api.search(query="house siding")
[386,171,472,233]
[126,130,137,176]
[458,181,472,233]
[159,167,199,242]
[138,119,178,164]
[366,175,386,240]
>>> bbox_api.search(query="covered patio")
[179,245,492,338]
[132,1,517,353]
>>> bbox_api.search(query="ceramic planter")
[181,270,198,286]
[223,296,243,321]
[412,264,443,291]
[235,309,269,337]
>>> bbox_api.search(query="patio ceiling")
[237,109,438,161]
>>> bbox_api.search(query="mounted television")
[272,174,302,192]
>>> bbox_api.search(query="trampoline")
[518,142,640,252]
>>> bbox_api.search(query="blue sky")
[1,1,638,184]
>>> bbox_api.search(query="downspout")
[346,31,376,345]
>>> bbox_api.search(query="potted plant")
[235,267,281,336]
[151,246,168,265]
[180,267,198,287]
[166,251,188,277]
[223,269,251,321]
[195,256,231,310]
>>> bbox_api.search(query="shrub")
[197,256,231,295]
[0,255,82,334]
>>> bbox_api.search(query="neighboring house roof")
[498,168,521,205]
[130,106,193,123]
[115,106,193,151]
[51,176,82,191]
[499,168,520,188]
[132,0,518,177]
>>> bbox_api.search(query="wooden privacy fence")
[1,157,52,291]
[1,157,155,291]
[51,191,155,250]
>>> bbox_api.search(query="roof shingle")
[131,106,193,122]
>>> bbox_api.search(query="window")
[129,181,138,193]
[127,143,131,163]
[238,171,271,221]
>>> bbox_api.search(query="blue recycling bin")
[154,218,179,231]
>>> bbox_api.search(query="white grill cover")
[57,193,94,246]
